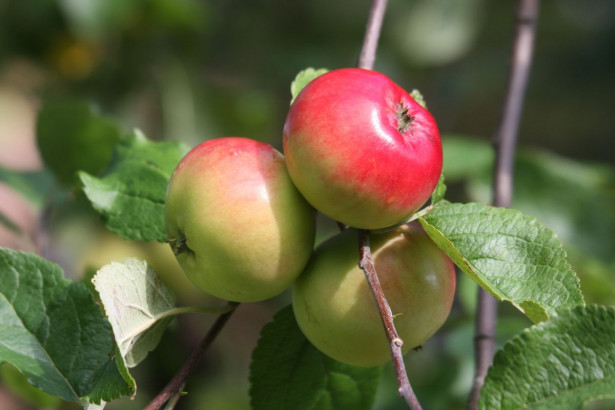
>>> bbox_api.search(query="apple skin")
[165,137,316,302]
[283,68,442,230]
[292,222,455,367]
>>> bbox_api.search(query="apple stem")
[468,1,540,409]
[358,229,423,410]
[144,302,240,410]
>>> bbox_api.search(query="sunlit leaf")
[79,130,189,242]
[410,89,427,109]
[431,174,446,204]
[442,136,615,263]
[419,202,584,323]
[0,248,133,403]
[290,68,329,104]
[92,258,176,368]
[480,305,615,409]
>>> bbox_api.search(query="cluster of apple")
[165,68,456,367]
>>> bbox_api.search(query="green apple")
[165,137,316,302]
[293,222,455,367]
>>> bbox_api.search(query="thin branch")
[358,230,422,410]
[493,0,541,209]
[145,302,240,410]
[468,1,540,409]
[358,0,389,70]
[469,289,498,410]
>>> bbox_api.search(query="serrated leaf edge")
[479,305,615,409]
[0,291,81,402]
[419,202,584,323]
[91,258,175,368]
[290,68,329,105]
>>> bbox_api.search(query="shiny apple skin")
[165,137,316,302]
[283,68,442,230]
[292,222,456,367]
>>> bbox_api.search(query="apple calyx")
[169,233,191,256]
[396,102,415,134]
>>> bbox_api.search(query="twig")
[358,0,389,70]
[358,230,422,410]
[468,1,540,409]
[145,302,240,410]
[469,289,498,410]
[493,0,541,209]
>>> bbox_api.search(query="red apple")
[165,137,316,302]
[292,222,456,367]
[283,68,442,230]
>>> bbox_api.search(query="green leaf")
[113,346,136,392]
[92,258,176,368]
[442,136,615,306]
[290,68,329,104]
[479,305,615,410]
[431,174,446,204]
[419,202,584,323]
[249,305,380,410]
[82,354,135,405]
[36,100,122,186]
[0,167,54,209]
[410,89,427,109]
[79,130,189,242]
[442,136,615,265]
[0,248,133,403]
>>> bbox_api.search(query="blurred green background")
[0,0,614,409]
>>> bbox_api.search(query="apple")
[283,68,442,230]
[165,137,316,302]
[292,222,455,367]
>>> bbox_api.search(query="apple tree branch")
[358,230,423,410]
[358,0,389,70]
[145,302,240,410]
[468,1,541,408]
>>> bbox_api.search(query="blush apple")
[283,68,442,230]
[292,222,456,367]
[165,137,316,302]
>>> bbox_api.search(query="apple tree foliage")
[0,71,613,410]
